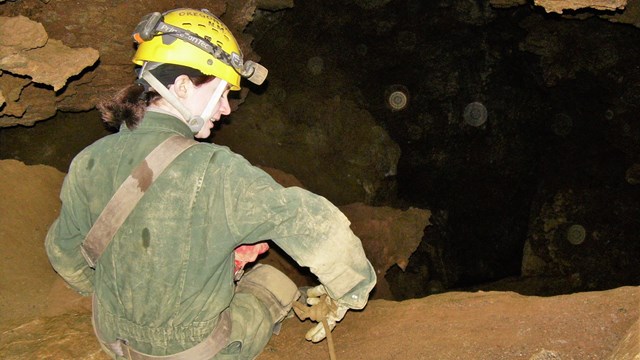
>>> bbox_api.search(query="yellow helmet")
[132,9,242,90]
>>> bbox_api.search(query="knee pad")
[235,264,301,324]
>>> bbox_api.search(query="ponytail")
[97,84,159,130]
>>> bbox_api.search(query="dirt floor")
[1,159,638,360]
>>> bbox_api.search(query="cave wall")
[225,0,640,295]
[0,0,639,296]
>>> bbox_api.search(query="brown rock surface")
[607,319,640,360]
[261,287,639,360]
[0,38,99,91]
[1,288,637,360]
[0,160,91,329]
[341,203,431,299]
[534,0,627,13]
[0,15,47,55]
[0,15,98,126]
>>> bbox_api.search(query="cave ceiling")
[0,0,639,127]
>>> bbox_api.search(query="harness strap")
[80,135,197,268]
[92,296,231,360]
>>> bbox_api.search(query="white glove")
[302,285,349,343]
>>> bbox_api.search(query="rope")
[293,295,338,360]
[322,319,337,360]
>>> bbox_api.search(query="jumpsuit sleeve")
[223,155,376,310]
[45,168,94,296]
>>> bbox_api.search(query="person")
[45,7,376,360]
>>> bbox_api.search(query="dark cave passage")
[248,0,640,298]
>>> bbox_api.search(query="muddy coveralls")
[45,111,376,359]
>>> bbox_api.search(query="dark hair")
[97,73,215,130]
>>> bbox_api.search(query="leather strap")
[81,135,197,268]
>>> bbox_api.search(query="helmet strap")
[199,79,228,126]
[140,69,204,134]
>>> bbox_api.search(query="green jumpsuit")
[45,111,376,359]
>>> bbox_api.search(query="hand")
[297,285,349,343]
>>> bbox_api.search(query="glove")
[233,243,269,275]
[297,285,349,343]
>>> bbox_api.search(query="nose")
[219,95,231,116]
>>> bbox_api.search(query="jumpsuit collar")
[121,110,195,139]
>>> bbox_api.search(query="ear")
[172,75,194,99]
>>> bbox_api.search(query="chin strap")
[140,69,228,134]
[140,70,202,133]
[200,79,228,124]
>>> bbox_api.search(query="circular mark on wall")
[356,43,368,57]
[307,56,324,76]
[625,163,640,185]
[551,113,573,136]
[604,109,614,120]
[566,224,586,245]
[385,84,410,111]
[463,102,487,127]
[397,31,417,51]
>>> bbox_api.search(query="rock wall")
[0,15,98,126]
[522,186,640,292]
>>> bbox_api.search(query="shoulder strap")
[80,135,197,268]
